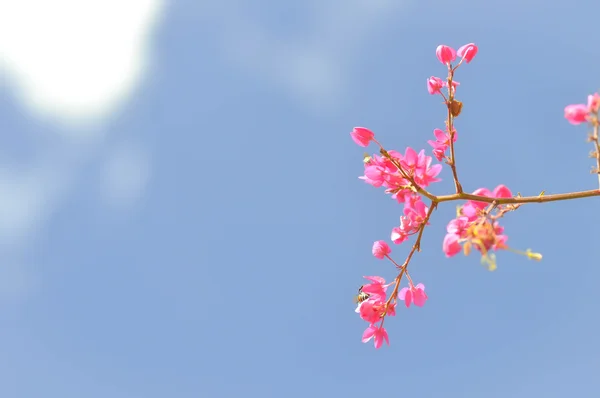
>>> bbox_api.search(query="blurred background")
[1,0,599,397]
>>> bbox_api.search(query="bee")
[353,285,371,304]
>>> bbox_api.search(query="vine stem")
[446,65,462,194]
[385,202,438,308]
[435,189,600,204]
[591,118,600,189]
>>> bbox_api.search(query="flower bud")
[427,76,444,95]
[350,127,375,147]
[457,43,478,63]
[435,45,456,65]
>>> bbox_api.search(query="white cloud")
[0,0,164,300]
[0,0,399,301]
[0,0,164,126]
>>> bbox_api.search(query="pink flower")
[356,290,394,320]
[404,197,428,226]
[358,299,385,323]
[445,80,460,89]
[427,76,444,95]
[588,93,600,113]
[461,185,512,221]
[362,325,389,349]
[385,302,396,317]
[457,43,478,63]
[398,283,428,308]
[350,127,375,147]
[391,223,410,244]
[360,276,388,299]
[492,184,512,198]
[372,240,391,259]
[400,147,442,187]
[427,128,457,161]
[361,164,386,187]
[443,233,462,257]
[415,150,442,187]
[446,216,470,236]
[564,104,588,125]
[436,45,456,65]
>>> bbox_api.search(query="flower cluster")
[355,269,428,349]
[350,43,478,348]
[442,185,512,271]
[350,42,598,349]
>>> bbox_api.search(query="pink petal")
[381,327,390,346]
[364,276,385,284]
[398,287,408,300]
[374,333,383,349]
[492,185,512,198]
[361,325,376,343]
[413,289,428,307]
[405,289,413,308]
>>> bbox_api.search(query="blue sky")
[1,0,600,397]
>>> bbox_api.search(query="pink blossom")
[361,164,386,187]
[350,127,375,147]
[492,184,512,198]
[564,104,588,125]
[358,299,385,323]
[390,196,428,244]
[415,150,442,186]
[385,302,396,317]
[427,128,457,161]
[446,216,470,236]
[404,197,428,226]
[436,45,456,65]
[457,43,478,63]
[427,76,444,95]
[431,147,444,161]
[443,233,462,257]
[360,276,388,299]
[398,283,428,308]
[362,325,389,349]
[356,289,395,321]
[493,232,508,250]
[372,240,391,259]
[391,222,411,244]
[400,147,442,187]
[445,80,460,89]
[462,185,512,220]
[588,93,600,113]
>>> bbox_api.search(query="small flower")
[358,299,385,323]
[361,164,386,187]
[427,128,457,161]
[588,93,600,113]
[457,43,478,63]
[564,104,589,125]
[427,76,444,95]
[492,184,512,198]
[443,233,462,257]
[436,45,456,65]
[372,240,391,259]
[360,276,388,299]
[362,325,390,349]
[398,283,428,308]
[350,127,375,147]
